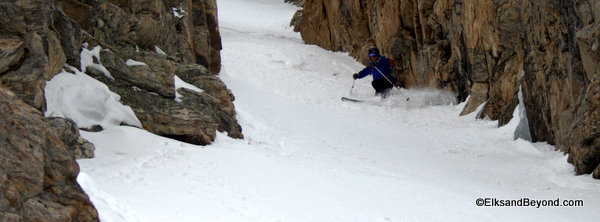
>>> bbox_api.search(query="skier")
[352,46,399,97]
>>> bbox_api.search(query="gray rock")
[290,9,303,32]
[52,8,83,68]
[0,86,98,221]
[566,74,600,176]
[99,49,176,98]
[47,117,96,159]
[285,0,305,7]
[59,0,243,145]
[176,63,243,139]
[0,34,25,74]
[99,61,243,145]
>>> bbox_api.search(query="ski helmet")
[368,46,380,57]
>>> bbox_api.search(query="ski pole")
[350,79,356,95]
[373,66,410,101]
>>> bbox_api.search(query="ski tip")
[341,97,363,102]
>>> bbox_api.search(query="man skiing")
[352,46,399,97]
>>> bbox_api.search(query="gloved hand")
[353,73,359,79]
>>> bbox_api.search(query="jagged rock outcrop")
[567,74,600,178]
[569,18,600,178]
[519,1,594,176]
[290,8,303,32]
[48,117,96,159]
[87,52,243,145]
[295,0,600,177]
[66,0,242,145]
[100,50,177,98]
[0,86,99,221]
[0,0,81,111]
[1,0,242,145]
[2,0,242,216]
[58,0,222,74]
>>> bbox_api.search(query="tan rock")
[0,34,25,74]
[460,82,488,116]
[0,86,98,221]
[566,75,600,175]
[297,0,600,177]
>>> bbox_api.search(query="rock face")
[0,0,80,111]
[1,0,242,145]
[57,0,222,74]
[48,117,96,159]
[67,0,242,145]
[296,0,600,177]
[1,0,241,217]
[0,86,99,221]
[570,17,600,178]
[88,55,243,145]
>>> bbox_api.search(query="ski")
[341,97,364,102]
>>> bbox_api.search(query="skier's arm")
[356,66,371,79]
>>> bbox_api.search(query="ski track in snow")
[75,0,600,221]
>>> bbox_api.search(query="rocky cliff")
[1,0,242,218]
[0,0,242,144]
[1,87,99,221]
[294,0,600,178]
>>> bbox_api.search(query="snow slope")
[58,0,600,221]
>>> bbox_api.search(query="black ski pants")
[371,78,394,95]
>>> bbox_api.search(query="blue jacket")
[356,55,393,81]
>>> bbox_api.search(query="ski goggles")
[369,52,377,57]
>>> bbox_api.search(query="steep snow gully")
[71,0,600,221]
